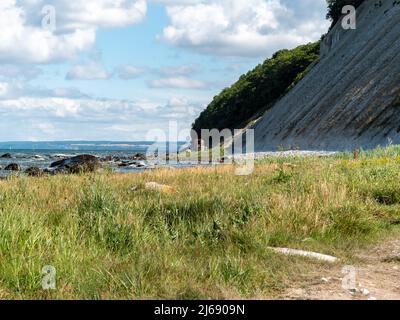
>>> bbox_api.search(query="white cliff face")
[253,0,400,151]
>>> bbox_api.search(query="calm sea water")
[0,141,187,177]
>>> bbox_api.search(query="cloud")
[0,64,42,80]
[0,0,331,141]
[0,0,147,64]
[115,64,197,80]
[0,77,89,100]
[114,63,207,88]
[161,0,330,57]
[116,65,147,79]
[66,62,110,80]
[157,65,197,76]
[149,76,210,90]
[0,94,204,140]
[0,82,9,96]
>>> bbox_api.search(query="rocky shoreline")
[0,150,338,179]
[0,152,151,178]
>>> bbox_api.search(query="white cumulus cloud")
[0,94,204,140]
[0,0,147,64]
[149,76,210,90]
[66,62,110,80]
[161,0,330,57]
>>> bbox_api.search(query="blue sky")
[0,0,330,141]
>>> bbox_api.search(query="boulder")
[118,160,147,168]
[118,161,132,167]
[145,182,176,194]
[50,154,97,167]
[136,161,146,168]
[50,154,100,174]
[25,167,43,177]
[133,153,146,161]
[1,153,12,159]
[4,163,21,171]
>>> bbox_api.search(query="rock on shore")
[25,167,43,177]
[1,153,12,159]
[4,163,20,171]
[49,155,100,174]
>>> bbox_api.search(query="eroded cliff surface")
[253,0,400,151]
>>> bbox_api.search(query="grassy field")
[1,146,400,299]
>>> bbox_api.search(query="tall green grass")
[0,146,400,299]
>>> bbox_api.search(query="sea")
[0,141,188,177]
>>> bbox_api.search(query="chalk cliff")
[253,0,400,151]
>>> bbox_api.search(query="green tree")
[192,42,320,133]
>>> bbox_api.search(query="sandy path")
[281,238,400,300]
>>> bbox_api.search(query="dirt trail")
[281,238,400,300]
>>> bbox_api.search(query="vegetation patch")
[0,146,400,299]
[192,42,320,133]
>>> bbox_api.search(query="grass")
[1,146,400,299]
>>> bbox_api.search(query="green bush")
[372,186,400,205]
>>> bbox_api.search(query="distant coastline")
[0,141,186,152]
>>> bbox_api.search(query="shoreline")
[0,150,339,179]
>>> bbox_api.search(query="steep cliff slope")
[192,42,320,133]
[253,0,400,151]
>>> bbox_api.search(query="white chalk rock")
[268,247,339,263]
